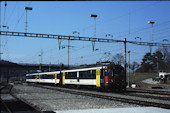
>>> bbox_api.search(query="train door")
[35,75,37,83]
[100,69,104,86]
[39,75,41,83]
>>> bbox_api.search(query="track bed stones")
[11,84,138,111]
[1,84,41,113]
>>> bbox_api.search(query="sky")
[0,1,170,66]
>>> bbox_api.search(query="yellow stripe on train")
[96,69,100,87]
[62,72,65,85]
[39,75,41,83]
[55,74,57,84]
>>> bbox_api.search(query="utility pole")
[124,38,127,87]
[128,51,130,88]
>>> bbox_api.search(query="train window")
[67,72,77,79]
[41,75,54,79]
[79,71,84,78]
[65,72,69,78]
[79,70,96,79]
[33,75,36,78]
[92,70,96,79]
[92,70,96,76]
[41,75,45,79]
[26,76,34,79]
[88,70,91,76]
[102,70,105,76]
[80,71,88,79]
[57,74,60,79]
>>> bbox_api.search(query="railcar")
[26,65,126,91]
[26,71,60,84]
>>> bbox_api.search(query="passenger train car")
[26,65,127,91]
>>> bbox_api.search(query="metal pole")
[68,39,69,68]
[128,51,130,88]
[124,38,127,86]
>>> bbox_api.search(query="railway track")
[0,83,43,113]
[122,92,170,101]
[127,88,170,96]
[28,83,170,109]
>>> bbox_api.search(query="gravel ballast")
[11,84,138,111]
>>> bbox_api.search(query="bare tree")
[130,61,139,75]
[111,53,124,65]
[156,47,170,72]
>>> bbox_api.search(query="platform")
[54,107,170,113]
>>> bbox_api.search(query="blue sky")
[0,1,170,66]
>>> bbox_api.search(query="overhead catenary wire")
[78,2,160,34]
[6,2,18,25]
[1,1,170,66]
[3,1,7,26]
[13,1,31,31]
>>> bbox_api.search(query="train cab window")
[113,70,124,76]
[105,69,113,76]
[120,70,124,76]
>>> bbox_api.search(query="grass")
[127,72,158,84]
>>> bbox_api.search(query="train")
[26,64,127,91]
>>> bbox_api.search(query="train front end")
[103,65,127,91]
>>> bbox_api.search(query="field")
[127,72,158,84]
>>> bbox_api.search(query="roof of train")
[26,71,60,76]
[61,66,106,72]
[26,65,106,76]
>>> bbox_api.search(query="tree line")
[110,47,170,73]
